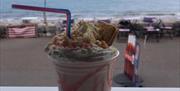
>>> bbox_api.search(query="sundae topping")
[45,21,118,61]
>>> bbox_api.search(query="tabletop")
[0,87,179,91]
[119,28,130,32]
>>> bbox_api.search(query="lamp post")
[43,0,49,36]
[43,0,47,25]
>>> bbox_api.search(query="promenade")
[0,37,180,87]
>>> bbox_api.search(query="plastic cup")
[52,50,119,91]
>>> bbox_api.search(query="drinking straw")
[12,4,72,38]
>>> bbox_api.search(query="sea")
[0,0,180,19]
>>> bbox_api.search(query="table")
[143,26,160,45]
[119,29,130,32]
[160,26,174,39]
[0,87,179,91]
[118,28,130,40]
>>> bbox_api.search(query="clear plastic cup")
[52,50,119,91]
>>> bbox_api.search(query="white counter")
[0,87,179,91]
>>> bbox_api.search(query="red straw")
[12,4,72,38]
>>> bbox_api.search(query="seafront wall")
[0,13,180,38]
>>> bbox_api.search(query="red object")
[124,59,134,80]
[7,25,36,38]
[126,43,136,53]
[124,43,136,80]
